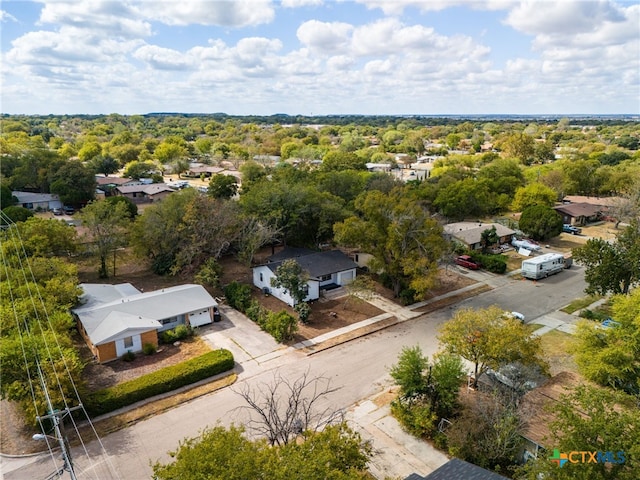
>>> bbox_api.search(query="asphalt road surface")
[2,267,587,480]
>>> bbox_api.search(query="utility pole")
[35,364,82,480]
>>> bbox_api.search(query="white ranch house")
[73,283,218,363]
[253,248,357,306]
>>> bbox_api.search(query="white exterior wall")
[115,334,142,357]
[253,265,320,306]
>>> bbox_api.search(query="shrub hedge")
[85,349,234,417]
[470,253,507,274]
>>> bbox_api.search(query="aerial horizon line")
[2,112,639,119]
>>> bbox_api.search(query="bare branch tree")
[235,217,282,266]
[233,369,344,446]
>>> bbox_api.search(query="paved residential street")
[1,266,587,480]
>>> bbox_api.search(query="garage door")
[339,270,354,285]
[189,310,212,327]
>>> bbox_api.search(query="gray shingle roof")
[265,249,357,279]
[73,284,217,345]
[417,459,509,480]
[443,222,515,246]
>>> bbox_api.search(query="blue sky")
[1,0,638,115]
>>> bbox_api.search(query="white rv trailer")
[521,253,566,280]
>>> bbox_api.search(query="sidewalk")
[348,397,449,479]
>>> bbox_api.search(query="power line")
[1,212,121,480]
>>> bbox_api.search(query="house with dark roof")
[252,248,357,306]
[72,283,218,363]
[553,203,601,226]
[405,458,509,480]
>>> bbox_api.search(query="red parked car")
[455,255,480,270]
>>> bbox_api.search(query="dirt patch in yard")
[82,336,213,391]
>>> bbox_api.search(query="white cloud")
[1,9,18,22]
[504,0,626,36]
[39,0,152,38]
[133,45,192,70]
[353,0,510,16]
[297,20,353,53]
[282,0,323,7]
[139,0,275,27]
[1,0,635,115]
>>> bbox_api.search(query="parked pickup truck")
[455,255,480,270]
[562,224,582,235]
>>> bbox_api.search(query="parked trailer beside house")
[521,253,566,280]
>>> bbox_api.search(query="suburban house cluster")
[252,248,358,306]
[72,283,219,363]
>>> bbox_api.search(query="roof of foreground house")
[73,284,217,345]
[406,458,509,480]
[263,248,357,279]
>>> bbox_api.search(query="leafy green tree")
[501,132,535,165]
[511,182,558,211]
[518,205,563,241]
[1,184,16,208]
[88,154,120,176]
[79,199,131,278]
[154,141,187,163]
[77,141,102,162]
[390,348,464,438]
[433,178,495,220]
[573,289,640,394]
[240,181,345,247]
[0,206,34,224]
[562,159,603,195]
[321,150,367,171]
[480,226,500,253]
[194,258,223,289]
[439,306,546,388]
[239,160,266,192]
[335,189,444,298]
[271,259,309,306]
[152,423,371,480]
[208,174,238,199]
[104,196,137,219]
[516,386,640,480]
[9,148,65,193]
[14,217,77,257]
[50,159,96,205]
[390,346,429,399]
[122,160,157,180]
[573,220,640,295]
[534,141,556,164]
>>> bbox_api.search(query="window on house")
[319,274,331,281]
[124,336,133,348]
[260,272,263,282]
[302,285,309,295]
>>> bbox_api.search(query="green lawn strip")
[560,294,603,314]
